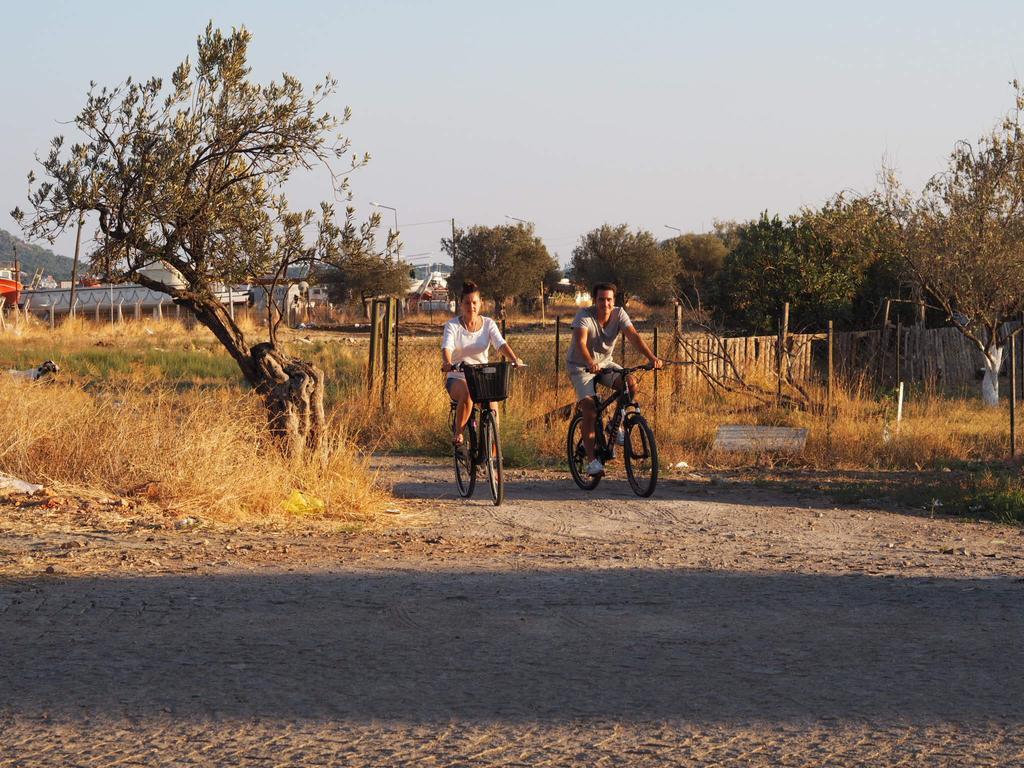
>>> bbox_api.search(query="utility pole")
[70,215,84,318]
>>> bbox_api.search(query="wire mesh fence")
[359,309,1024,468]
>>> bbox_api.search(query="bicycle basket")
[463,361,512,402]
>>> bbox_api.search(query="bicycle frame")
[449,400,497,467]
[585,365,649,461]
[449,361,514,506]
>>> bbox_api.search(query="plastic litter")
[0,473,43,495]
[281,490,325,516]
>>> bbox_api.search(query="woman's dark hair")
[591,282,617,300]
[460,280,481,300]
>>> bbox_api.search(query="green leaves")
[569,224,676,307]
[887,82,1024,351]
[714,201,900,334]
[444,223,555,310]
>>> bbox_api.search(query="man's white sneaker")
[586,459,605,477]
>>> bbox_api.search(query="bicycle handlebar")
[453,361,526,371]
[599,364,654,375]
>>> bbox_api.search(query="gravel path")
[2,458,1023,766]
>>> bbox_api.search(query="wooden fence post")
[393,299,400,395]
[367,299,380,399]
[895,318,902,388]
[554,315,561,401]
[653,325,659,423]
[878,299,892,389]
[501,315,508,417]
[673,303,682,402]
[827,320,834,455]
[1011,326,1017,458]
[777,302,789,406]
[381,298,393,410]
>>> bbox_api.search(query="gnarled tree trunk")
[145,281,326,458]
[250,343,326,458]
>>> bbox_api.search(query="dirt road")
[2,458,1023,766]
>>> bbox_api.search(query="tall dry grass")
[1,316,389,524]
[0,377,389,524]
[376,345,1012,471]
[3,313,1015,504]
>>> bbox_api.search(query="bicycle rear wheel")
[482,414,504,506]
[453,418,476,498]
[624,413,658,497]
[567,414,601,491]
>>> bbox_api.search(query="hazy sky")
[3,1,1024,265]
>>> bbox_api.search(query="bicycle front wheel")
[624,413,658,497]
[567,414,601,491]
[454,419,476,498]
[482,414,504,506]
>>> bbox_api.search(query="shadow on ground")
[2,569,1022,723]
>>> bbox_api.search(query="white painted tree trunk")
[981,345,1004,407]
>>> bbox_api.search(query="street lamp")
[505,214,531,225]
[370,201,400,262]
[664,225,682,235]
[369,201,400,237]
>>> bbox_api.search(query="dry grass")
[375,345,1013,472]
[3,314,1017,521]
[1,316,389,525]
[0,377,389,525]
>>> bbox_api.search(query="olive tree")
[883,84,1024,406]
[663,232,727,310]
[319,252,410,317]
[12,25,392,455]
[570,224,676,307]
[442,222,555,312]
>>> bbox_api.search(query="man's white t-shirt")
[441,316,507,381]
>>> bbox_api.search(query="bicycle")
[566,364,659,497]
[448,361,520,506]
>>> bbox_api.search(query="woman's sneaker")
[586,459,605,477]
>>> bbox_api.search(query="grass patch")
[821,468,1024,524]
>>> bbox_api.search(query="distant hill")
[0,229,76,281]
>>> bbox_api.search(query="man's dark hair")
[591,282,617,300]
[460,280,481,300]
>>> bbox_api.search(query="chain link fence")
[355,307,1020,468]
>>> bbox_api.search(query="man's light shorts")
[569,363,624,402]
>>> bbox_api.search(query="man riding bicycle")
[567,282,662,478]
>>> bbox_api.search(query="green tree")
[799,195,902,329]
[570,224,676,307]
[12,25,391,455]
[883,82,1024,405]
[664,232,728,309]
[442,222,555,312]
[714,198,900,334]
[319,253,409,317]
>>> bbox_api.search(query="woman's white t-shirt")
[441,316,506,381]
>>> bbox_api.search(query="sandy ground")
[2,457,1023,767]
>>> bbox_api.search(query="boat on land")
[0,265,23,307]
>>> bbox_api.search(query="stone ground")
[1,457,1023,766]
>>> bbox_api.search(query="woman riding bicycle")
[441,280,523,446]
